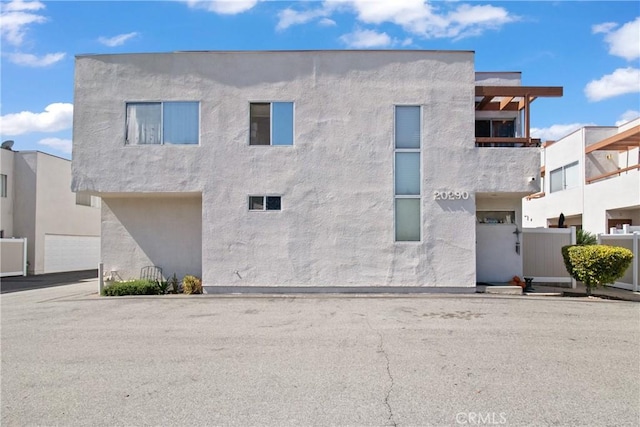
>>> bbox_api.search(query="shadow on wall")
[104,196,202,280]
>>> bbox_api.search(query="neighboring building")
[523,118,640,234]
[72,50,562,290]
[0,148,101,275]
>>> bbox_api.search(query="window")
[475,119,515,137]
[0,174,6,198]
[76,193,101,208]
[394,106,421,242]
[550,161,579,193]
[126,102,199,145]
[250,102,293,145]
[249,196,281,211]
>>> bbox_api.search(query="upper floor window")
[126,102,199,145]
[550,161,579,193]
[1,174,6,198]
[475,119,515,138]
[250,102,293,146]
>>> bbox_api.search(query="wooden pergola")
[475,86,563,147]
[585,124,640,184]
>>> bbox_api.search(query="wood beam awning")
[585,125,640,153]
[475,86,563,111]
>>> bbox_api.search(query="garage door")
[44,234,100,273]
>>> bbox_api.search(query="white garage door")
[44,234,100,273]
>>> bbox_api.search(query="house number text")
[434,191,470,200]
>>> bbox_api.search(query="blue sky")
[1,0,639,158]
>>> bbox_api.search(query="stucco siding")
[102,196,202,281]
[73,51,542,288]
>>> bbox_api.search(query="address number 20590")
[434,191,470,200]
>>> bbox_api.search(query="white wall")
[8,152,101,274]
[101,196,202,281]
[0,149,15,237]
[523,120,639,235]
[73,51,542,288]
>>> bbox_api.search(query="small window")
[76,193,101,208]
[0,174,6,198]
[126,102,199,145]
[249,196,281,211]
[250,102,293,145]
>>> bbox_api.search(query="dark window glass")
[266,196,281,210]
[475,120,491,137]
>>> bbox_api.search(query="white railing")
[598,232,639,292]
[523,227,576,287]
[0,238,27,277]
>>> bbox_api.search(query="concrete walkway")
[527,282,640,302]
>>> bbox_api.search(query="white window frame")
[248,101,295,146]
[125,101,200,145]
[248,195,282,211]
[394,105,422,243]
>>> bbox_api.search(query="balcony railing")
[476,137,542,148]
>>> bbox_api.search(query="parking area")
[1,282,639,426]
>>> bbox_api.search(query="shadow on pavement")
[1,270,98,294]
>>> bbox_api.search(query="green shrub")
[169,273,180,294]
[562,245,633,295]
[576,229,597,245]
[102,279,163,296]
[182,275,202,295]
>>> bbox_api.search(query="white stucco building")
[72,50,562,291]
[0,148,101,275]
[523,118,639,234]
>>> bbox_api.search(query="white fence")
[523,227,576,287]
[0,238,27,277]
[598,232,639,292]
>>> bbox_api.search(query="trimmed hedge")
[562,245,633,295]
[102,279,163,296]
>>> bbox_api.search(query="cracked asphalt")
[2,281,639,426]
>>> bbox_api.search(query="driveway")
[0,270,97,294]
[1,282,638,426]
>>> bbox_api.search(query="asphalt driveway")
[1,282,639,426]
[0,270,97,294]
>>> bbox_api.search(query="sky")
[0,0,639,159]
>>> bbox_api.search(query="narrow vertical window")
[394,106,421,241]
[250,102,294,146]
[0,174,7,197]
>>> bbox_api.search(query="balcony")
[475,85,562,148]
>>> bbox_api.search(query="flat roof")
[75,49,476,58]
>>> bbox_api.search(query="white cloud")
[6,51,65,67]
[318,18,336,27]
[0,0,46,46]
[339,29,392,48]
[283,1,517,40]
[277,7,330,31]
[0,103,73,136]
[184,0,260,15]
[615,110,640,126]
[592,22,617,34]
[38,137,72,154]
[603,17,640,61]
[531,123,595,142]
[98,32,139,47]
[585,67,640,102]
